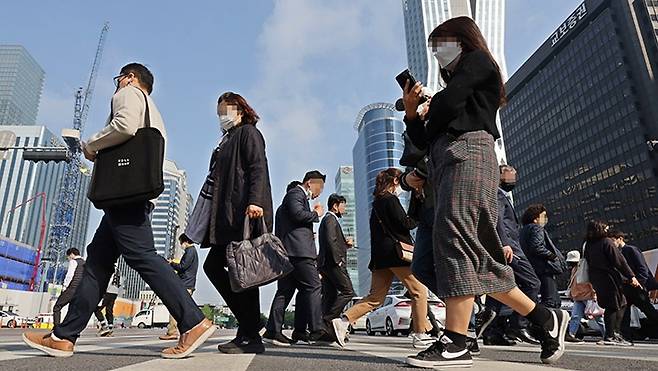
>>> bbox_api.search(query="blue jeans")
[410,207,437,296]
[569,300,605,337]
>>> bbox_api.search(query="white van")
[131,305,170,328]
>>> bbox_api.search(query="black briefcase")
[87,91,165,209]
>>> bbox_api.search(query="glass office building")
[500,0,658,254]
[335,165,359,295]
[352,103,408,295]
[0,46,44,126]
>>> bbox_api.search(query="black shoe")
[508,328,540,345]
[308,330,334,345]
[292,330,311,344]
[539,309,570,364]
[483,334,517,346]
[406,337,473,369]
[218,335,265,354]
[466,337,480,356]
[475,308,497,339]
[564,333,584,344]
[262,331,295,347]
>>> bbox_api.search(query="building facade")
[119,160,193,299]
[0,46,44,126]
[334,165,359,294]
[500,0,658,255]
[352,103,408,296]
[402,0,508,162]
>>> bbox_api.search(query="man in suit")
[318,194,356,323]
[264,171,329,346]
[476,165,541,345]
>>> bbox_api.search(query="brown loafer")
[161,318,216,359]
[159,334,179,341]
[23,331,74,358]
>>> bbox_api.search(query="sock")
[51,333,63,342]
[341,315,350,325]
[444,330,467,348]
[526,304,553,330]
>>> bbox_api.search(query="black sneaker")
[507,328,540,345]
[539,309,570,364]
[262,331,295,347]
[218,335,265,354]
[292,330,311,345]
[308,330,334,346]
[466,337,480,356]
[564,333,584,344]
[406,336,473,369]
[474,308,497,339]
[482,334,516,346]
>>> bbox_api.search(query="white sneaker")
[411,333,435,349]
[331,318,350,347]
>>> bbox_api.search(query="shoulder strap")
[138,89,151,128]
[373,205,396,241]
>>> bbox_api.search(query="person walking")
[564,250,605,343]
[23,63,214,359]
[181,91,273,355]
[52,248,85,326]
[583,221,640,346]
[331,168,434,349]
[318,194,356,323]
[94,266,122,337]
[519,204,567,309]
[264,171,331,346]
[159,239,199,341]
[385,17,570,368]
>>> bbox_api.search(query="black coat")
[207,124,273,248]
[318,213,348,269]
[519,224,567,276]
[275,186,319,259]
[496,189,525,257]
[621,244,658,291]
[170,247,198,289]
[405,50,502,149]
[369,193,417,270]
[585,238,635,310]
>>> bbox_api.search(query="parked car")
[365,295,446,336]
[131,305,170,328]
[0,310,27,328]
[344,297,366,333]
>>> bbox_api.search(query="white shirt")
[297,185,312,200]
[63,255,82,289]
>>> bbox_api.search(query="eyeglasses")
[113,74,128,88]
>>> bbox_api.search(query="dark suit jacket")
[622,244,658,291]
[275,186,319,259]
[318,213,348,269]
[519,224,567,276]
[369,193,417,270]
[170,247,198,289]
[496,188,525,257]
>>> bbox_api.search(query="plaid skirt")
[428,130,516,298]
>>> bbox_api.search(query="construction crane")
[44,22,109,289]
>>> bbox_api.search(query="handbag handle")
[242,216,268,240]
[373,205,415,244]
[109,88,151,128]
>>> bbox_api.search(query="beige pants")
[166,288,195,336]
[344,266,432,334]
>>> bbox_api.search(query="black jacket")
[519,224,566,276]
[275,186,319,259]
[496,189,524,257]
[207,124,273,248]
[318,213,348,269]
[369,192,417,270]
[621,244,658,291]
[170,247,198,289]
[585,238,635,310]
[405,50,502,149]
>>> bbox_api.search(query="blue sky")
[1,0,577,308]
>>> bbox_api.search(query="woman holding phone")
[400,17,570,369]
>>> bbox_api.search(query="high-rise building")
[0,46,45,126]
[334,165,359,294]
[0,125,92,287]
[352,103,409,296]
[402,0,508,162]
[500,0,658,254]
[644,0,658,38]
[119,160,193,299]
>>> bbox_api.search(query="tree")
[201,304,214,321]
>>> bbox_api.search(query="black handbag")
[226,217,294,293]
[87,90,165,209]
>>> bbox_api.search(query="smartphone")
[396,69,417,90]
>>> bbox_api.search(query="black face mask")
[500,182,516,192]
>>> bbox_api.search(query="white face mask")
[431,42,462,68]
[219,113,237,132]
